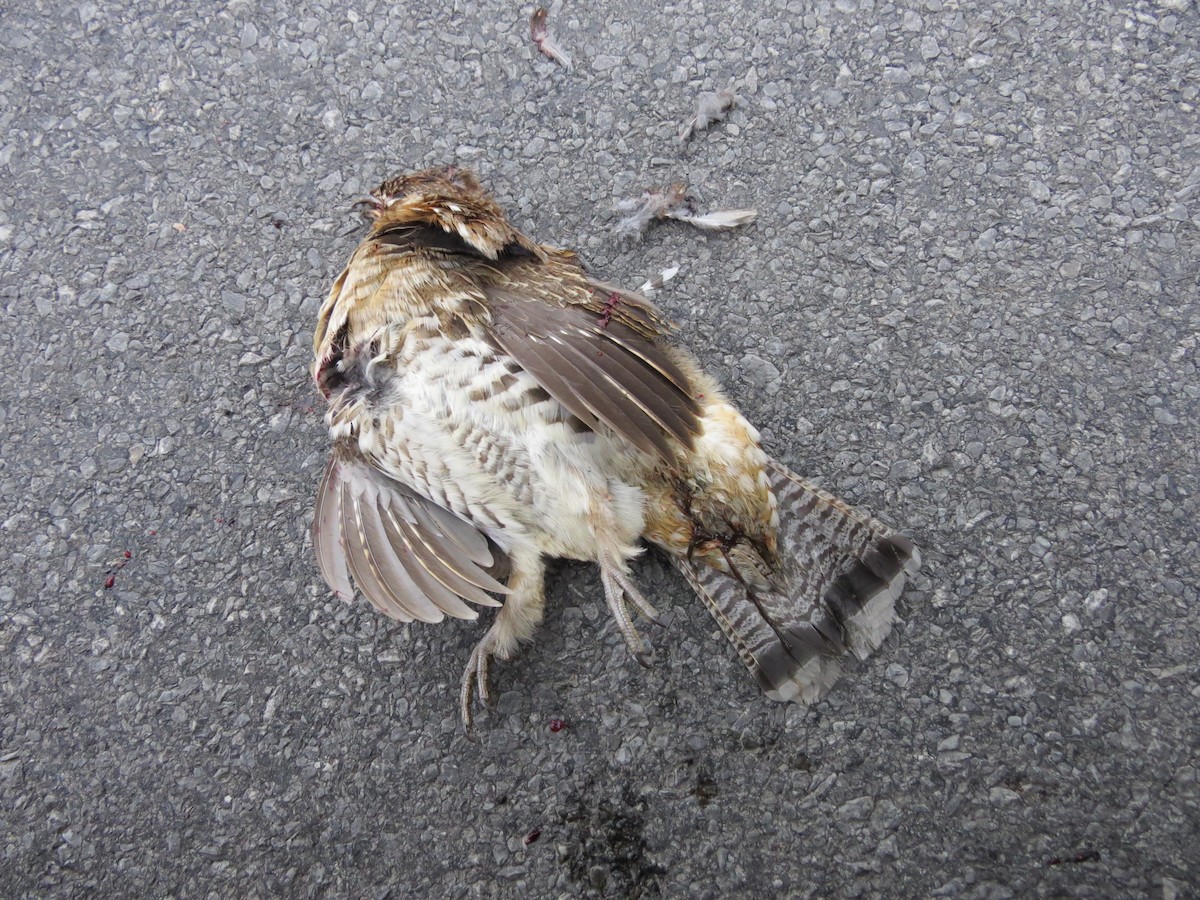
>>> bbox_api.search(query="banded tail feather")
[674,457,921,704]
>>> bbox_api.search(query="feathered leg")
[460,545,546,729]
[589,486,662,666]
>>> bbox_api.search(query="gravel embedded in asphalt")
[1,0,1197,896]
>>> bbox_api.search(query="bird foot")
[598,552,661,667]
[459,630,498,732]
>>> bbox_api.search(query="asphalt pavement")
[1,0,1197,896]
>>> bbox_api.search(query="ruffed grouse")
[311,167,920,726]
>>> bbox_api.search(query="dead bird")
[311,166,920,727]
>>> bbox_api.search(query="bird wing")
[482,273,702,460]
[313,443,511,623]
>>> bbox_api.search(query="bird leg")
[586,489,662,666]
[460,549,545,731]
[459,625,498,731]
[598,549,661,667]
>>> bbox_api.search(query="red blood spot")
[548,718,567,733]
[597,291,621,328]
[123,550,132,559]
[104,575,115,589]
[523,829,541,846]
[148,530,157,536]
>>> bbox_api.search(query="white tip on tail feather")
[764,659,842,704]
[844,546,922,661]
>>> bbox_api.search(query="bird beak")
[351,195,384,221]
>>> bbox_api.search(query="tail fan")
[673,458,921,704]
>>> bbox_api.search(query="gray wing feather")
[486,298,700,459]
[341,486,430,622]
[380,501,505,609]
[569,328,699,442]
[371,503,482,619]
[313,455,354,600]
[355,492,447,622]
[312,445,511,622]
[417,502,500,570]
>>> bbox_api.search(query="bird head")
[352,166,543,261]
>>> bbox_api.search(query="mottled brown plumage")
[311,166,920,726]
